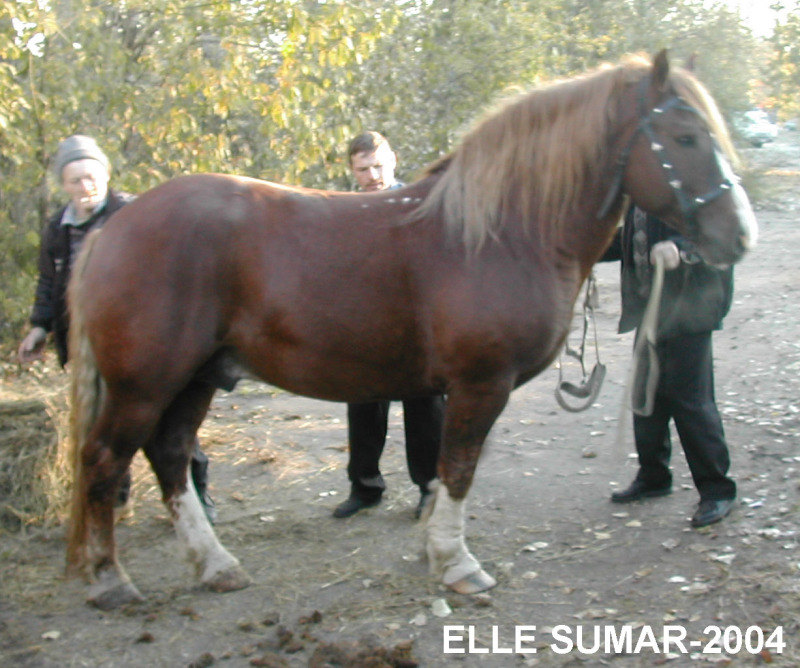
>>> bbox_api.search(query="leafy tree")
[0,0,389,344]
[767,4,800,119]
[0,0,776,349]
[335,0,554,180]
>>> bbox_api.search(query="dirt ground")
[1,132,799,668]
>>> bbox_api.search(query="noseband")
[597,77,733,222]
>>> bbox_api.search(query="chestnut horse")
[66,51,756,609]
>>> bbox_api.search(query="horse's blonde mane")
[416,54,734,249]
[671,66,737,166]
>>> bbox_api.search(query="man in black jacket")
[332,132,444,519]
[603,206,736,528]
[18,135,217,523]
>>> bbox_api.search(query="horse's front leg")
[425,380,511,594]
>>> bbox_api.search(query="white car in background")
[736,109,778,147]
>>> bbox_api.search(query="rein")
[555,272,606,413]
[597,78,733,222]
[556,257,666,417]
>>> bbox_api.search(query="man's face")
[350,143,397,191]
[61,159,109,218]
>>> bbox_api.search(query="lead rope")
[614,254,665,452]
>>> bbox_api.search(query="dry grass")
[0,366,71,531]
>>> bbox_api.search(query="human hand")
[18,326,48,364]
[650,241,680,270]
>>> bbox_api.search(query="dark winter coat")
[29,189,134,365]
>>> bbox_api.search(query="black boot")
[333,491,381,518]
[191,446,217,524]
[611,478,671,503]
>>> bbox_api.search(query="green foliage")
[0,0,781,349]
[767,5,800,119]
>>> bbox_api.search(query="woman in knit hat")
[18,135,217,523]
[19,134,128,366]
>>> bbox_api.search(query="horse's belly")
[241,338,433,403]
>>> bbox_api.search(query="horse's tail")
[65,228,105,578]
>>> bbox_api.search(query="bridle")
[597,76,733,223]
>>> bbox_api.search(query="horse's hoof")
[204,565,251,593]
[87,581,144,610]
[447,569,497,595]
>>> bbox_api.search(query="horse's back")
[85,173,337,300]
[77,174,444,399]
[77,171,570,404]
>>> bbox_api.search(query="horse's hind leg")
[425,380,511,594]
[73,400,157,609]
[144,381,250,593]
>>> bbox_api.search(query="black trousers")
[633,331,735,502]
[346,396,444,501]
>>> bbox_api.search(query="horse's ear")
[652,49,670,90]
[684,53,697,72]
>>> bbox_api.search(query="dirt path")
[1,134,799,667]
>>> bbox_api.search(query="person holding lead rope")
[601,205,737,528]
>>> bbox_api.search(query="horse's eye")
[675,135,697,147]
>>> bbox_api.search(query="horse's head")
[615,50,758,266]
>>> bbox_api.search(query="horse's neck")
[550,179,624,275]
[501,191,616,279]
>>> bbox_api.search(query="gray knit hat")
[52,135,110,178]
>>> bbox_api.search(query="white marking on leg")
[169,478,240,583]
[426,482,481,586]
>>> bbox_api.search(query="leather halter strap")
[597,77,733,222]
